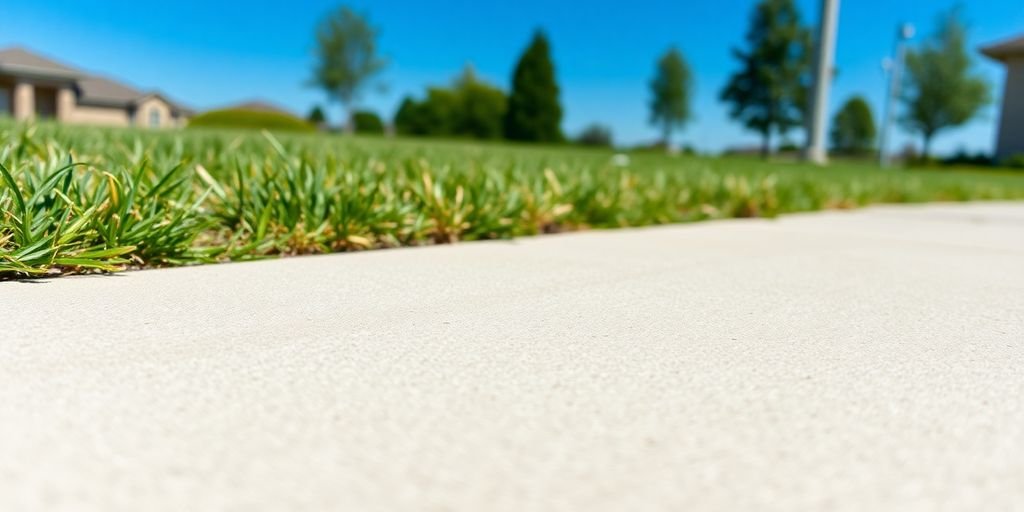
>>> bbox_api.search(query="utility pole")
[878,23,915,168]
[805,0,840,165]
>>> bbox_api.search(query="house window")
[149,107,161,128]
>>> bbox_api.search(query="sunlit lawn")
[3,120,1023,277]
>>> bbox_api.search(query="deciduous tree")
[830,96,876,155]
[720,0,811,158]
[309,6,386,132]
[649,47,693,147]
[901,8,990,158]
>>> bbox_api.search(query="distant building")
[0,46,192,128]
[981,34,1024,160]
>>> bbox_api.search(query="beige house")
[982,34,1024,160]
[0,46,191,128]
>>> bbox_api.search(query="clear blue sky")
[2,0,1022,153]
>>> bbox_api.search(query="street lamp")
[805,0,840,165]
[878,23,915,168]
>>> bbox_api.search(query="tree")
[830,96,876,155]
[901,8,990,158]
[394,97,424,136]
[649,47,693,146]
[416,88,457,136]
[453,66,507,139]
[309,6,386,132]
[393,67,507,139]
[393,88,458,137]
[307,105,326,125]
[575,124,613,147]
[720,0,812,158]
[504,30,563,142]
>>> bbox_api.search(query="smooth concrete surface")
[3,203,1024,512]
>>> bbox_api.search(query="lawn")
[3,121,1024,277]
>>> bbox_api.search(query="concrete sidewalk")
[3,203,1023,511]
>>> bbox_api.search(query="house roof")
[0,46,192,114]
[77,75,146,105]
[0,46,81,78]
[981,34,1024,62]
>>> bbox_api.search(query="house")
[0,46,192,128]
[981,34,1024,160]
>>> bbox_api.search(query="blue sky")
[2,0,1022,153]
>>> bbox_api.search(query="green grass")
[187,108,315,132]
[3,120,1024,277]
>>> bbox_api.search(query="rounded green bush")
[353,111,385,135]
[188,109,314,132]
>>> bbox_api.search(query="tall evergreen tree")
[649,47,694,147]
[901,8,990,158]
[720,0,812,158]
[504,30,563,142]
[830,96,876,154]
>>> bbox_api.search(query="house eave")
[980,35,1024,63]
[0,63,80,82]
[76,98,132,110]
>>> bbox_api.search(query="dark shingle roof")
[0,46,81,77]
[981,34,1024,62]
[77,75,145,106]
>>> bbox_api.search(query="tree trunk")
[344,105,355,135]
[760,130,772,160]
[663,124,672,152]
[921,133,932,162]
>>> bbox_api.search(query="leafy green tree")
[720,0,812,158]
[901,8,990,158]
[830,96,876,154]
[353,110,385,134]
[309,6,386,132]
[576,124,613,147]
[394,97,424,136]
[393,68,506,139]
[453,67,507,139]
[393,88,458,137]
[504,30,563,142]
[307,105,326,125]
[415,88,458,135]
[649,47,693,146]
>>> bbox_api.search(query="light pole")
[805,0,840,165]
[878,23,914,168]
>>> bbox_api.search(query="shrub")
[1004,154,1024,170]
[943,150,992,167]
[353,110,385,134]
[307,105,326,125]
[778,141,800,153]
[575,124,613,147]
[188,109,314,132]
